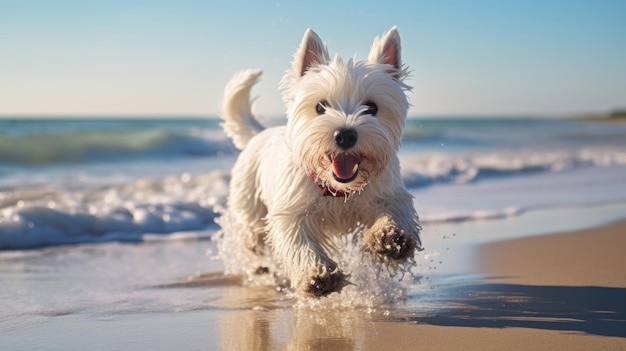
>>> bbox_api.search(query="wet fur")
[219,27,421,297]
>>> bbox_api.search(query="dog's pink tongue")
[332,154,360,180]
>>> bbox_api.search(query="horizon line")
[0,112,585,120]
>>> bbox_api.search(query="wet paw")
[254,266,270,275]
[306,265,348,297]
[366,222,416,263]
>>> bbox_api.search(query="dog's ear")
[368,26,403,80]
[292,29,330,77]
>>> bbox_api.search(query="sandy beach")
[368,219,626,351]
[2,210,625,350]
[479,219,626,287]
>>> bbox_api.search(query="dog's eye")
[364,102,378,116]
[316,100,329,115]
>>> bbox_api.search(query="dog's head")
[281,27,411,196]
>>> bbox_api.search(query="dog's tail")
[220,69,265,150]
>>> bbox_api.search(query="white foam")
[400,146,626,188]
[0,171,230,250]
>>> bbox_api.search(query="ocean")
[1,117,626,251]
[2,116,626,346]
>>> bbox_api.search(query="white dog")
[218,27,421,297]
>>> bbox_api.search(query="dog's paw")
[365,219,416,263]
[305,264,349,297]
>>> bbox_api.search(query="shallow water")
[2,202,625,350]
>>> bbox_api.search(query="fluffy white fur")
[219,27,421,297]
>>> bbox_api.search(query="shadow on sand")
[169,272,626,341]
[405,283,626,338]
[161,272,626,349]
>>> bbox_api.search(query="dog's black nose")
[334,128,358,149]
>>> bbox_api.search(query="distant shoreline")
[579,109,626,123]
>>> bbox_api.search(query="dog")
[218,27,421,297]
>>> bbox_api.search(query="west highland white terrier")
[218,27,421,297]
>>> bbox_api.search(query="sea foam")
[0,171,229,250]
[401,146,626,187]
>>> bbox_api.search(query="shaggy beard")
[290,115,394,195]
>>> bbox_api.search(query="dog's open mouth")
[331,154,360,183]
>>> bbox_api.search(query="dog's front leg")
[364,196,422,264]
[267,217,348,297]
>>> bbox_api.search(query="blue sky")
[1,0,624,117]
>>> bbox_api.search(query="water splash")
[215,218,425,309]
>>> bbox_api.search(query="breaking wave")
[0,171,229,250]
[401,147,626,188]
[0,128,236,165]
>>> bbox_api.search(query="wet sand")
[478,219,626,287]
[2,217,626,350]
[367,219,626,350]
[207,218,626,350]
